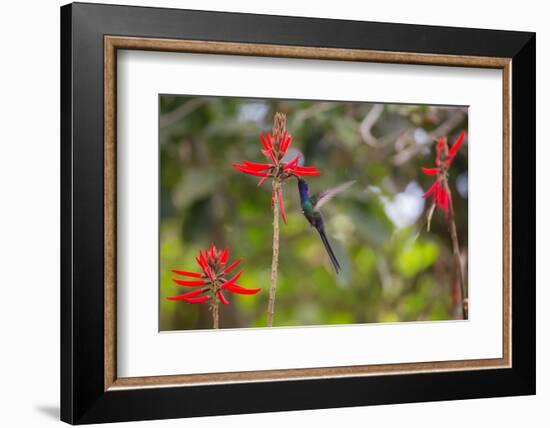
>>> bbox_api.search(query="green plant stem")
[211,295,219,329]
[267,179,281,327]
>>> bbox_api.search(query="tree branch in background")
[160,98,208,129]
[359,104,384,147]
[393,110,466,166]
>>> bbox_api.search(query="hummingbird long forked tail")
[317,227,341,274]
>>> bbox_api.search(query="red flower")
[422,180,450,213]
[167,244,260,304]
[232,130,320,224]
[422,131,465,215]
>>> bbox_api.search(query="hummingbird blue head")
[297,177,309,202]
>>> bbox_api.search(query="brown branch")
[445,182,468,319]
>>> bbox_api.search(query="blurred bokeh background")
[159,95,468,330]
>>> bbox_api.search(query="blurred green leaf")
[394,240,439,278]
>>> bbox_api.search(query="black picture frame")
[61,2,535,424]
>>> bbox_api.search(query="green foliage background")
[159,96,468,330]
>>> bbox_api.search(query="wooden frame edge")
[104,36,117,390]
[502,61,512,369]
[106,35,511,68]
[103,35,512,391]
[110,357,507,390]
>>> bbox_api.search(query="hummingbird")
[297,177,355,274]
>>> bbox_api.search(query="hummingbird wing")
[311,180,356,210]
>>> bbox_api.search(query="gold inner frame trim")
[104,35,512,391]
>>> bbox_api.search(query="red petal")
[422,181,439,198]
[291,165,318,172]
[221,270,243,288]
[232,164,271,177]
[257,176,268,187]
[171,269,203,278]
[222,259,241,275]
[436,137,445,152]
[217,290,229,305]
[434,183,443,208]
[447,131,465,166]
[262,149,278,165]
[259,132,272,150]
[204,266,214,281]
[421,167,439,176]
[172,278,207,287]
[197,250,213,280]
[196,252,204,269]
[291,169,321,177]
[278,131,287,154]
[435,183,450,214]
[278,189,287,224]
[167,288,207,300]
[183,295,210,304]
[220,247,229,265]
[266,132,273,149]
[242,160,273,171]
[449,131,465,156]
[284,153,301,169]
[199,250,207,267]
[224,283,261,295]
[281,133,292,154]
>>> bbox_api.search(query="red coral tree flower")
[232,113,320,327]
[167,244,260,328]
[422,130,465,217]
[232,113,320,224]
[421,130,468,320]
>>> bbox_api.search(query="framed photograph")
[61,2,535,424]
